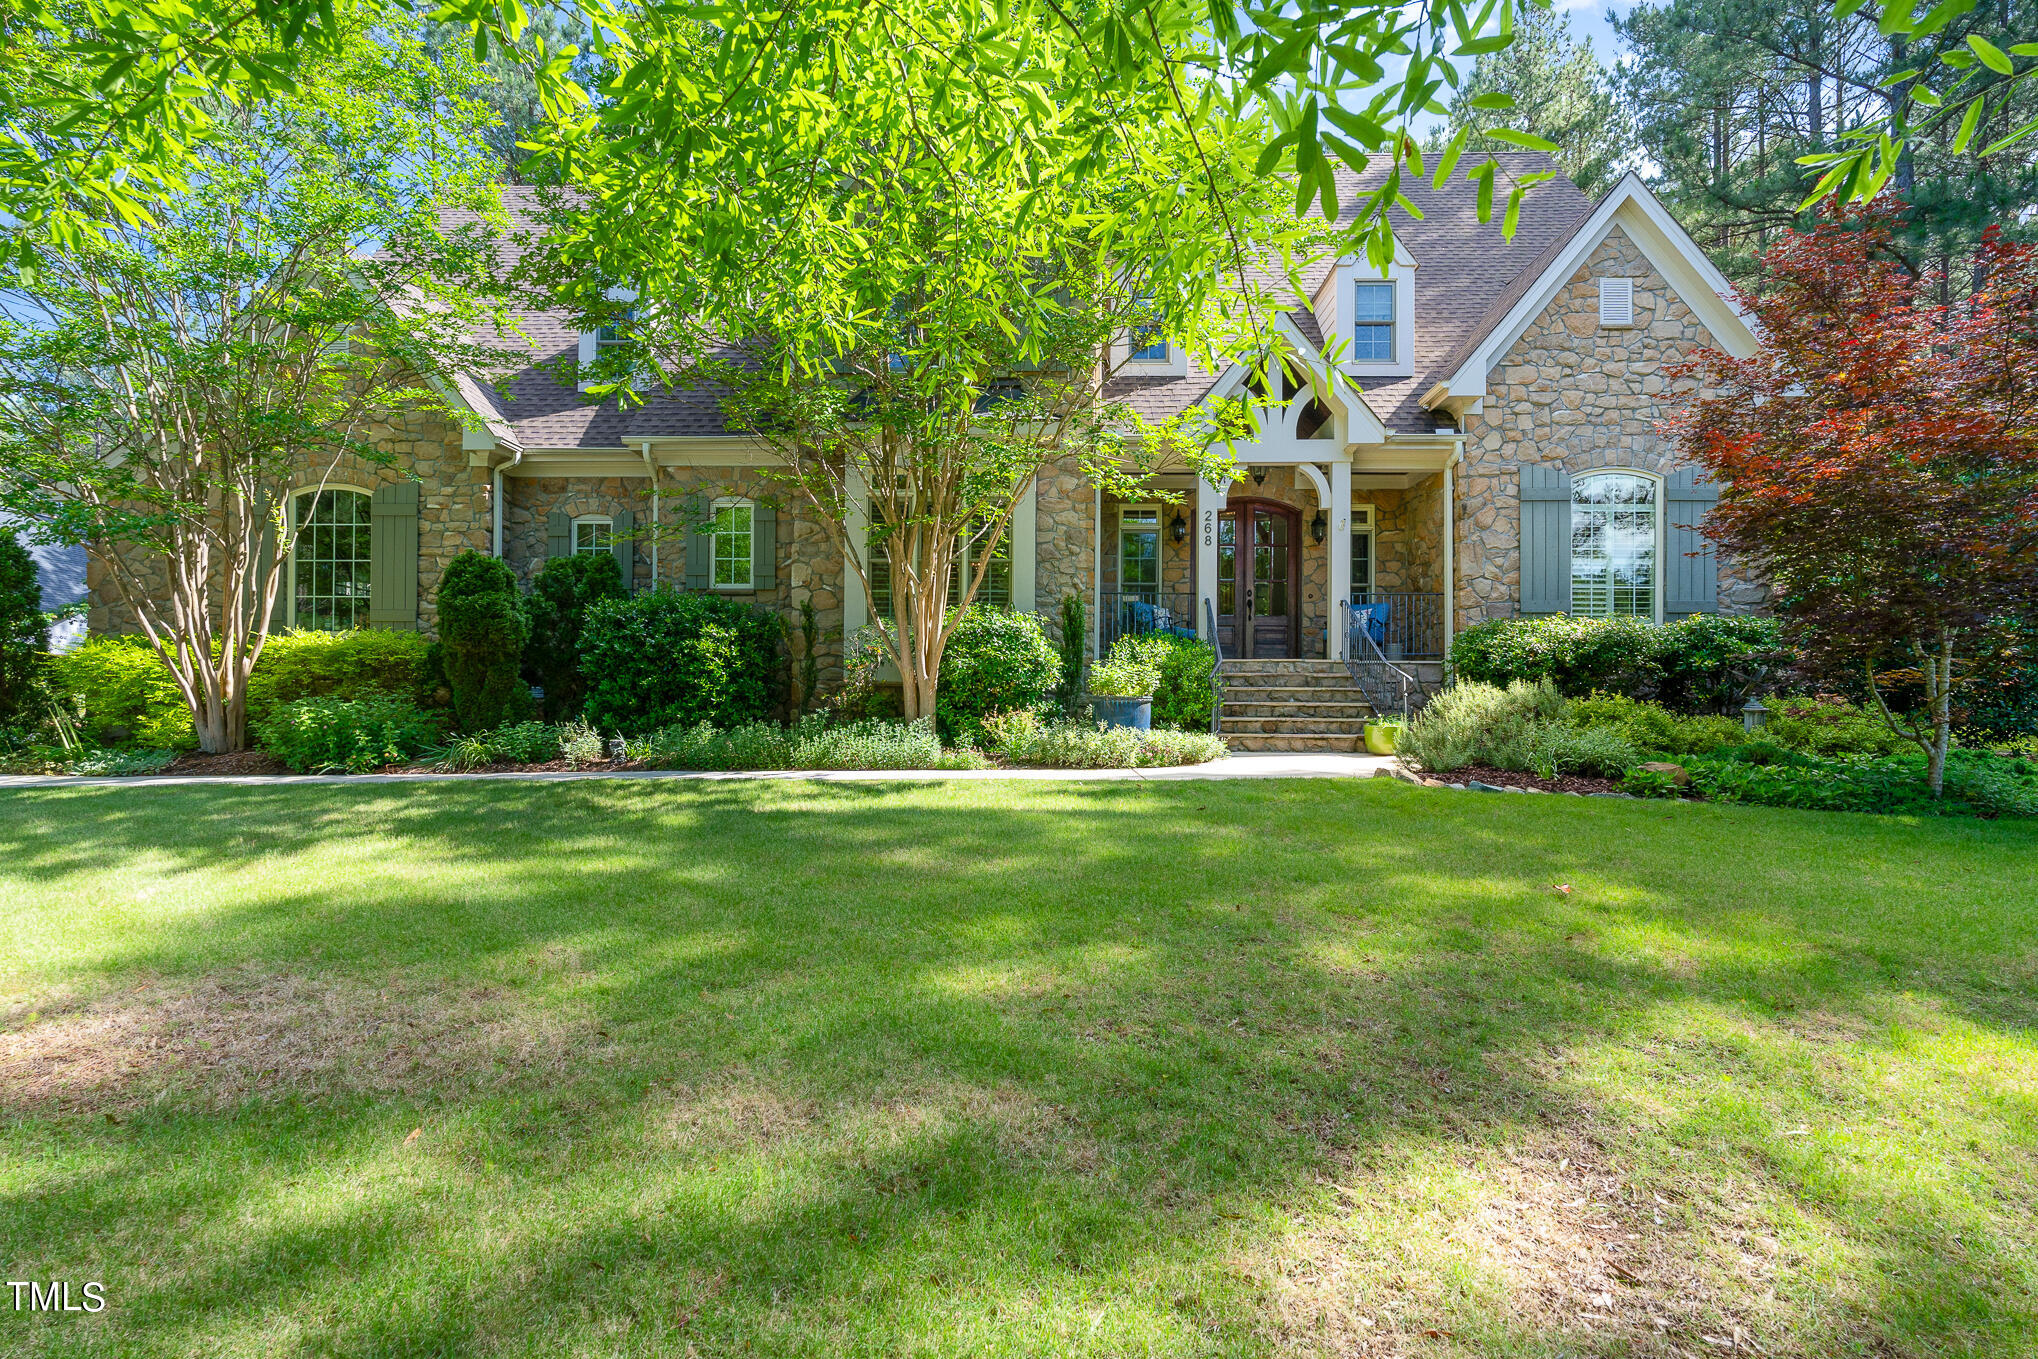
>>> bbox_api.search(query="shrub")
[1086,652,1159,699]
[245,628,434,725]
[983,709,1226,767]
[1652,615,1789,713]
[558,718,607,764]
[1106,633,1218,730]
[633,715,943,771]
[1054,593,1087,716]
[436,552,532,732]
[1450,616,1662,697]
[933,606,1060,737]
[580,588,782,735]
[1486,720,1642,780]
[254,695,444,773]
[0,530,49,724]
[44,636,196,748]
[1763,693,1906,757]
[522,552,627,720]
[1624,746,2036,818]
[432,720,565,771]
[1396,679,1564,773]
[1565,693,1742,756]
[1449,614,1787,712]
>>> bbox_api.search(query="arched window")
[1571,472,1658,618]
[290,488,372,631]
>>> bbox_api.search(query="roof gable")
[1423,172,1758,410]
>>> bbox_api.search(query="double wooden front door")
[1215,500,1300,658]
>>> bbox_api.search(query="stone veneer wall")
[1455,223,1768,625]
[505,467,847,686]
[1033,454,1098,658]
[86,406,489,636]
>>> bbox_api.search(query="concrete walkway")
[0,752,1401,790]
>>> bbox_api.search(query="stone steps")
[1216,659,1379,753]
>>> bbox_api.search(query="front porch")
[1093,461,1453,667]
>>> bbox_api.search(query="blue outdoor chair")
[1351,601,1390,648]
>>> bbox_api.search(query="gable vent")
[1598,277,1634,328]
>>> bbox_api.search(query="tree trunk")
[1924,630,1954,798]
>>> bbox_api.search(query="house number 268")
[1201,509,1213,547]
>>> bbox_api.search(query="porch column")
[843,465,868,633]
[1195,474,1229,644]
[1329,460,1352,659]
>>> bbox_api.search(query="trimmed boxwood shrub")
[254,694,445,773]
[580,588,783,735]
[245,628,435,725]
[933,605,1059,737]
[1449,614,1786,712]
[44,635,196,749]
[523,552,627,720]
[436,551,532,732]
[1105,633,1218,730]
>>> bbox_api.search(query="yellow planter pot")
[1363,722,1401,756]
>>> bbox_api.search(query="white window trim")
[710,496,755,591]
[577,285,642,391]
[284,483,374,631]
[1109,298,1189,377]
[1350,502,1377,597]
[1569,468,1664,623]
[1116,502,1162,598]
[571,515,614,555]
[1312,255,1415,379]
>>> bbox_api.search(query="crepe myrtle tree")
[1669,205,2038,796]
[0,26,520,753]
[522,6,1316,719]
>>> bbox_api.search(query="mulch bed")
[1442,764,1628,796]
[162,750,290,777]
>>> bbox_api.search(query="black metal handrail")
[1203,595,1224,736]
[1342,600,1433,720]
[1351,591,1445,659]
[1098,591,1198,654]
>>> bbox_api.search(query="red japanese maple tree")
[1669,206,2038,795]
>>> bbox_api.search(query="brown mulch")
[162,749,290,777]
[1447,763,1627,796]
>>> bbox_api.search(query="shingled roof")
[457,159,1596,449]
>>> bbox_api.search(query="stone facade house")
[86,157,1763,749]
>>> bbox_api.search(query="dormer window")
[1352,282,1396,362]
[1130,327,1170,363]
[595,305,635,346]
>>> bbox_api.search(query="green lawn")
[2,780,2035,1358]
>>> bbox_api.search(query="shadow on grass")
[1,780,2035,1357]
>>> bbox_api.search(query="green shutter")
[1518,465,1571,616]
[611,507,635,591]
[546,509,570,559]
[1665,467,1721,617]
[369,481,420,630]
[752,504,776,590]
[683,494,710,590]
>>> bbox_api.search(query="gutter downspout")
[1442,443,1462,663]
[492,467,503,557]
[643,442,659,588]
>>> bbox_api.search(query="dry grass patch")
[0,971,608,1112]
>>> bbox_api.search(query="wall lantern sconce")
[1169,510,1188,544]
[1309,510,1326,545]
[1250,465,1268,488]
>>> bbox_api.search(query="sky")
[1403,1,1641,139]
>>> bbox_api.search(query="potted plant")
[1363,715,1404,755]
[1085,655,1159,732]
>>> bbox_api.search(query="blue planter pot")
[1089,695,1152,731]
